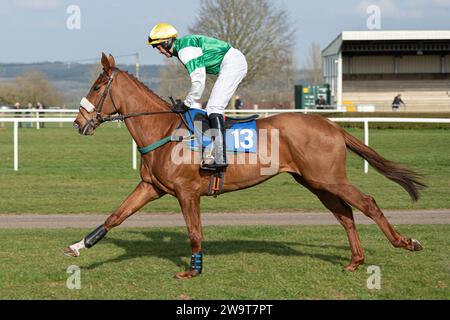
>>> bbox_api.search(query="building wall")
[342,55,446,74]
[346,56,395,74]
[398,55,441,73]
[322,54,339,104]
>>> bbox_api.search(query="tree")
[0,71,65,106]
[158,60,194,101]
[304,42,323,85]
[89,63,103,85]
[0,82,19,105]
[190,0,295,87]
[158,0,297,108]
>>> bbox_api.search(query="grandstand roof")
[323,30,450,56]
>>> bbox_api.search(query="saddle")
[182,108,258,154]
[190,111,259,132]
[181,108,259,197]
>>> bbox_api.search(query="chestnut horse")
[65,53,425,279]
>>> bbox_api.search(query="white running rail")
[1,116,450,172]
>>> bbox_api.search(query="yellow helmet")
[147,23,178,46]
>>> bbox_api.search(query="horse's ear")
[108,54,116,68]
[101,52,110,72]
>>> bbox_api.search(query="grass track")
[0,225,448,299]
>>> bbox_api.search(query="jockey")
[147,23,248,169]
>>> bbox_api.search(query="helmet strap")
[161,38,175,56]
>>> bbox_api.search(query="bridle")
[79,69,178,135]
[79,69,119,134]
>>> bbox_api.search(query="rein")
[98,110,174,123]
[98,96,190,129]
[80,69,192,154]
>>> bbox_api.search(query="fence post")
[364,120,369,174]
[132,139,137,170]
[36,111,40,130]
[14,120,19,171]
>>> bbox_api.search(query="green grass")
[0,125,449,213]
[0,225,448,299]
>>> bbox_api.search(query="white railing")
[0,117,131,171]
[1,108,342,114]
[0,108,344,129]
[0,109,79,130]
[1,115,450,172]
[0,109,78,113]
[328,118,450,173]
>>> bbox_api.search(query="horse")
[65,53,425,279]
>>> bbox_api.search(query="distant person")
[392,94,406,112]
[315,95,327,110]
[26,103,32,128]
[14,102,22,128]
[234,96,243,110]
[36,102,45,128]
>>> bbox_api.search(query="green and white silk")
[173,35,232,109]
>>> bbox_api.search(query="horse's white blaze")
[80,97,96,113]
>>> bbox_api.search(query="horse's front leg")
[174,192,203,279]
[64,181,165,257]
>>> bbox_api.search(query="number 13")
[231,129,254,149]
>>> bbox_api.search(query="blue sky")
[1,0,450,66]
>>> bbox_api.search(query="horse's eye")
[94,85,101,91]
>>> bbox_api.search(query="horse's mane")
[121,70,171,108]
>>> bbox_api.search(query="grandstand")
[322,31,450,112]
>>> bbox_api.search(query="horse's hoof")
[411,239,423,251]
[175,270,200,280]
[343,264,358,272]
[64,246,80,257]
[343,258,364,272]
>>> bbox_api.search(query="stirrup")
[200,153,214,170]
[200,160,225,171]
[200,156,228,171]
[201,161,228,170]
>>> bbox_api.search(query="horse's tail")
[342,129,426,202]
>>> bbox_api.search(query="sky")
[1,0,450,66]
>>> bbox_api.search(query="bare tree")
[304,42,323,85]
[159,60,197,100]
[0,82,19,105]
[89,63,103,85]
[158,0,297,108]
[0,71,65,106]
[190,0,295,87]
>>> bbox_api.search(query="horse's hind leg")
[317,194,365,271]
[292,174,365,271]
[325,183,423,252]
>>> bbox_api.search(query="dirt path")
[0,210,448,229]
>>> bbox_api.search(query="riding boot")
[202,113,227,169]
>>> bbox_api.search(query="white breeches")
[207,48,248,116]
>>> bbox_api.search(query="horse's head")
[74,53,121,135]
